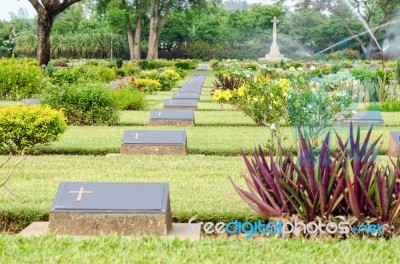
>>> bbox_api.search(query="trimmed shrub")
[50,65,116,86]
[0,57,44,100]
[175,59,198,70]
[83,65,116,83]
[161,68,182,82]
[51,67,81,85]
[0,105,67,154]
[328,49,360,60]
[116,58,123,69]
[138,70,173,91]
[42,84,119,125]
[112,88,146,110]
[133,78,162,94]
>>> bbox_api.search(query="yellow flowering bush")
[0,57,44,100]
[0,105,67,154]
[214,75,289,127]
[161,68,182,82]
[133,78,162,94]
[213,89,234,103]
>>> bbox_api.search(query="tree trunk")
[147,10,159,60]
[127,20,135,60]
[133,14,142,60]
[37,12,54,66]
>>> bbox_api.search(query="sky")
[0,0,36,21]
[0,0,277,21]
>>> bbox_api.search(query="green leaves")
[232,124,400,224]
[0,105,67,154]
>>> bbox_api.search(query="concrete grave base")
[19,222,201,241]
[149,119,195,127]
[49,210,172,236]
[120,145,187,155]
[388,131,400,157]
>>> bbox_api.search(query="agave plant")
[213,74,245,91]
[232,124,400,225]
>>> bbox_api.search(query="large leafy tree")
[302,0,400,57]
[97,0,146,60]
[147,0,208,59]
[28,0,84,65]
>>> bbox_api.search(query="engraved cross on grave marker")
[158,111,162,117]
[132,132,143,140]
[69,187,93,202]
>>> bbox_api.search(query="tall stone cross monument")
[259,16,285,62]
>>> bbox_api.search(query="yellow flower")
[279,78,289,90]
[213,90,223,101]
[222,90,233,101]
[237,85,247,96]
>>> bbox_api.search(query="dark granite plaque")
[335,111,383,126]
[22,98,41,105]
[51,182,168,213]
[164,99,198,110]
[122,130,186,145]
[150,110,194,121]
[172,93,200,100]
[121,130,187,155]
[177,75,205,94]
[178,88,202,94]
[49,182,172,235]
[196,65,207,71]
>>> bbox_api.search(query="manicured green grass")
[35,124,400,155]
[1,67,400,262]
[1,235,400,263]
[119,110,255,126]
[0,155,254,232]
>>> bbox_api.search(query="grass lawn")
[1,235,399,263]
[0,155,255,232]
[37,124,399,155]
[1,67,400,262]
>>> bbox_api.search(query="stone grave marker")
[335,111,383,126]
[196,64,207,71]
[163,99,198,111]
[120,130,187,155]
[49,182,172,236]
[178,88,202,94]
[388,131,400,157]
[149,110,195,126]
[22,98,41,106]
[172,92,200,101]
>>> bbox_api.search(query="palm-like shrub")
[213,74,244,91]
[231,124,400,226]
